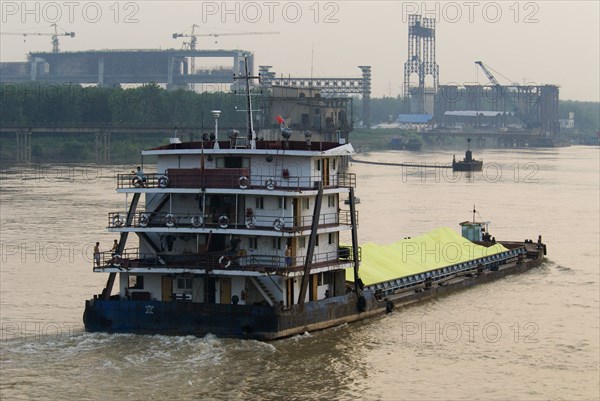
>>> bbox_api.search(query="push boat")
[452,138,483,172]
[83,84,546,341]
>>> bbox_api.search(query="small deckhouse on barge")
[84,72,547,340]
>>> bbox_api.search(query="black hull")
[452,161,483,172]
[84,246,545,340]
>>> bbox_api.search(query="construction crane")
[475,61,531,127]
[0,23,75,53]
[172,24,279,72]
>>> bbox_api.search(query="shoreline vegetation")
[1,83,598,163]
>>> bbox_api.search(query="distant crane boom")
[0,23,74,53]
[475,60,529,127]
[475,61,500,87]
[172,24,279,72]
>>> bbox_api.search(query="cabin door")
[161,276,172,301]
[293,198,302,228]
[289,237,297,266]
[308,274,318,302]
[322,158,330,186]
[220,277,232,304]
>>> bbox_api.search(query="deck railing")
[117,171,356,190]
[96,246,360,271]
[108,210,357,231]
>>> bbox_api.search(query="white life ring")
[112,254,122,267]
[239,176,249,189]
[158,175,169,188]
[218,215,229,228]
[139,213,150,227]
[273,218,285,231]
[219,255,231,268]
[245,216,256,229]
[165,213,176,227]
[113,215,124,227]
[132,176,143,188]
[265,178,275,190]
[191,215,203,227]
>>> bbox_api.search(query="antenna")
[310,44,314,88]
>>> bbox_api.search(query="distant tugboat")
[453,138,483,172]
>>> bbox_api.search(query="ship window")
[272,238,282,249]
[303,198,310,210]
[329,232,335,245]
[128,275,144,289]
[176,277,192,290]
[328,195,336,208]
[278,197,288,209]
[255,197,264,209]
[299,236,306,248]
[215,157,250,168]
[248,237,258,250]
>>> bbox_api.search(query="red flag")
[275,115,285,124]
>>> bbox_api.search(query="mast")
[233,55,260,149]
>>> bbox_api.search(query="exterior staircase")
[250,277,278,306]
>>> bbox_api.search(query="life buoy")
[218,215,229,228]
[191,215,203,227]
[273,218,284,231]
[112,254,122,268]
[265,178,275,190]
[132,176,143,188]
[139,213,149,227]
[158,175,169,188]
[245,216,256,229]
[165,213,176,227]
[239,176,249,189]
[219,255,231,268]
[113,215,124,227]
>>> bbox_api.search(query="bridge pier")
[16,130,32,163]
[95,132,111,163]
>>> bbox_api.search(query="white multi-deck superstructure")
[98,136,357,308]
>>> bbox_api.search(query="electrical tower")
[403,15,439,114]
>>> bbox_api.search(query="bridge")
[1,124,568,163]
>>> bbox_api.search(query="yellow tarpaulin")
[346,227,508,286]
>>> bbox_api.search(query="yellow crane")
[0,23,75,53]
[172,24,279,72]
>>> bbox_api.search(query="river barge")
[83,77,546,340]
[83,130,546,339]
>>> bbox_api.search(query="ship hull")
[84,245,545,340]
[452,161,483,172]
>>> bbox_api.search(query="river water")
[1,146,598,400]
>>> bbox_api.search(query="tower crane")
[0,23,75,53]
[475,61,532,128]
[172,24,279,72]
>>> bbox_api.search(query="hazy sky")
[1,1,598,101]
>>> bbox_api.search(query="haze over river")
[1,146,598,400]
